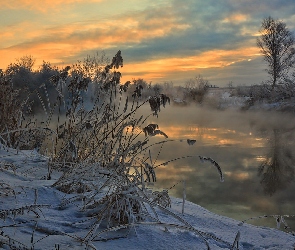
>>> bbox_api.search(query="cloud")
[4,4,190,48]
[0,5,192,67]
[1,0,294,85]
[222,13,249,24]
[119,46,261,83]
[0,0,104,12]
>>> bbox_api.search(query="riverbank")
[0,145,294,249]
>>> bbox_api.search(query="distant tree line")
[2,15,295,119]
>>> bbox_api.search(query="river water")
[141,104,295,230]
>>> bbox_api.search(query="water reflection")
[258,129,295,196]
[142,105,295,229]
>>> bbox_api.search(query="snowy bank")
[0,146,294,250]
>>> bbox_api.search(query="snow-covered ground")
[205,88,295,112]
[0,145,294,250]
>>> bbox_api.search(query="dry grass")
[0,51,242,250]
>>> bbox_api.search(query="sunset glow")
[1,0,294,85]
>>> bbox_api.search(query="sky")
[1,0,295,87]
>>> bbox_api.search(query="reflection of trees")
[258,129,295,196]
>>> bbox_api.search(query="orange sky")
[1,0,294,86]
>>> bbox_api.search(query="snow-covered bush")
[0,51,236,249]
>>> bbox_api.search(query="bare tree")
[185,75,209,90]
[257,16,295,88]
[152,83,162,96]
[184,75,209,103]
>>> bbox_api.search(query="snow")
[0,145,294,250]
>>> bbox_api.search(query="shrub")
[0,51,239,249]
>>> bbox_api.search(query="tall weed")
[0,51,239,249]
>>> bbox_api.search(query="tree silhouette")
[257,16,295,88]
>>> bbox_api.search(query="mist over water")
[140,104,295,229]
[41,97,295,230]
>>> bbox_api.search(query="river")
[141,104,295,230]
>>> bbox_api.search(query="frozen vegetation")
[0,145,294,249]
[1,52,295,249]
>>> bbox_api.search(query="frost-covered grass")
[0,52,295,249]
[0,146,294,249]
